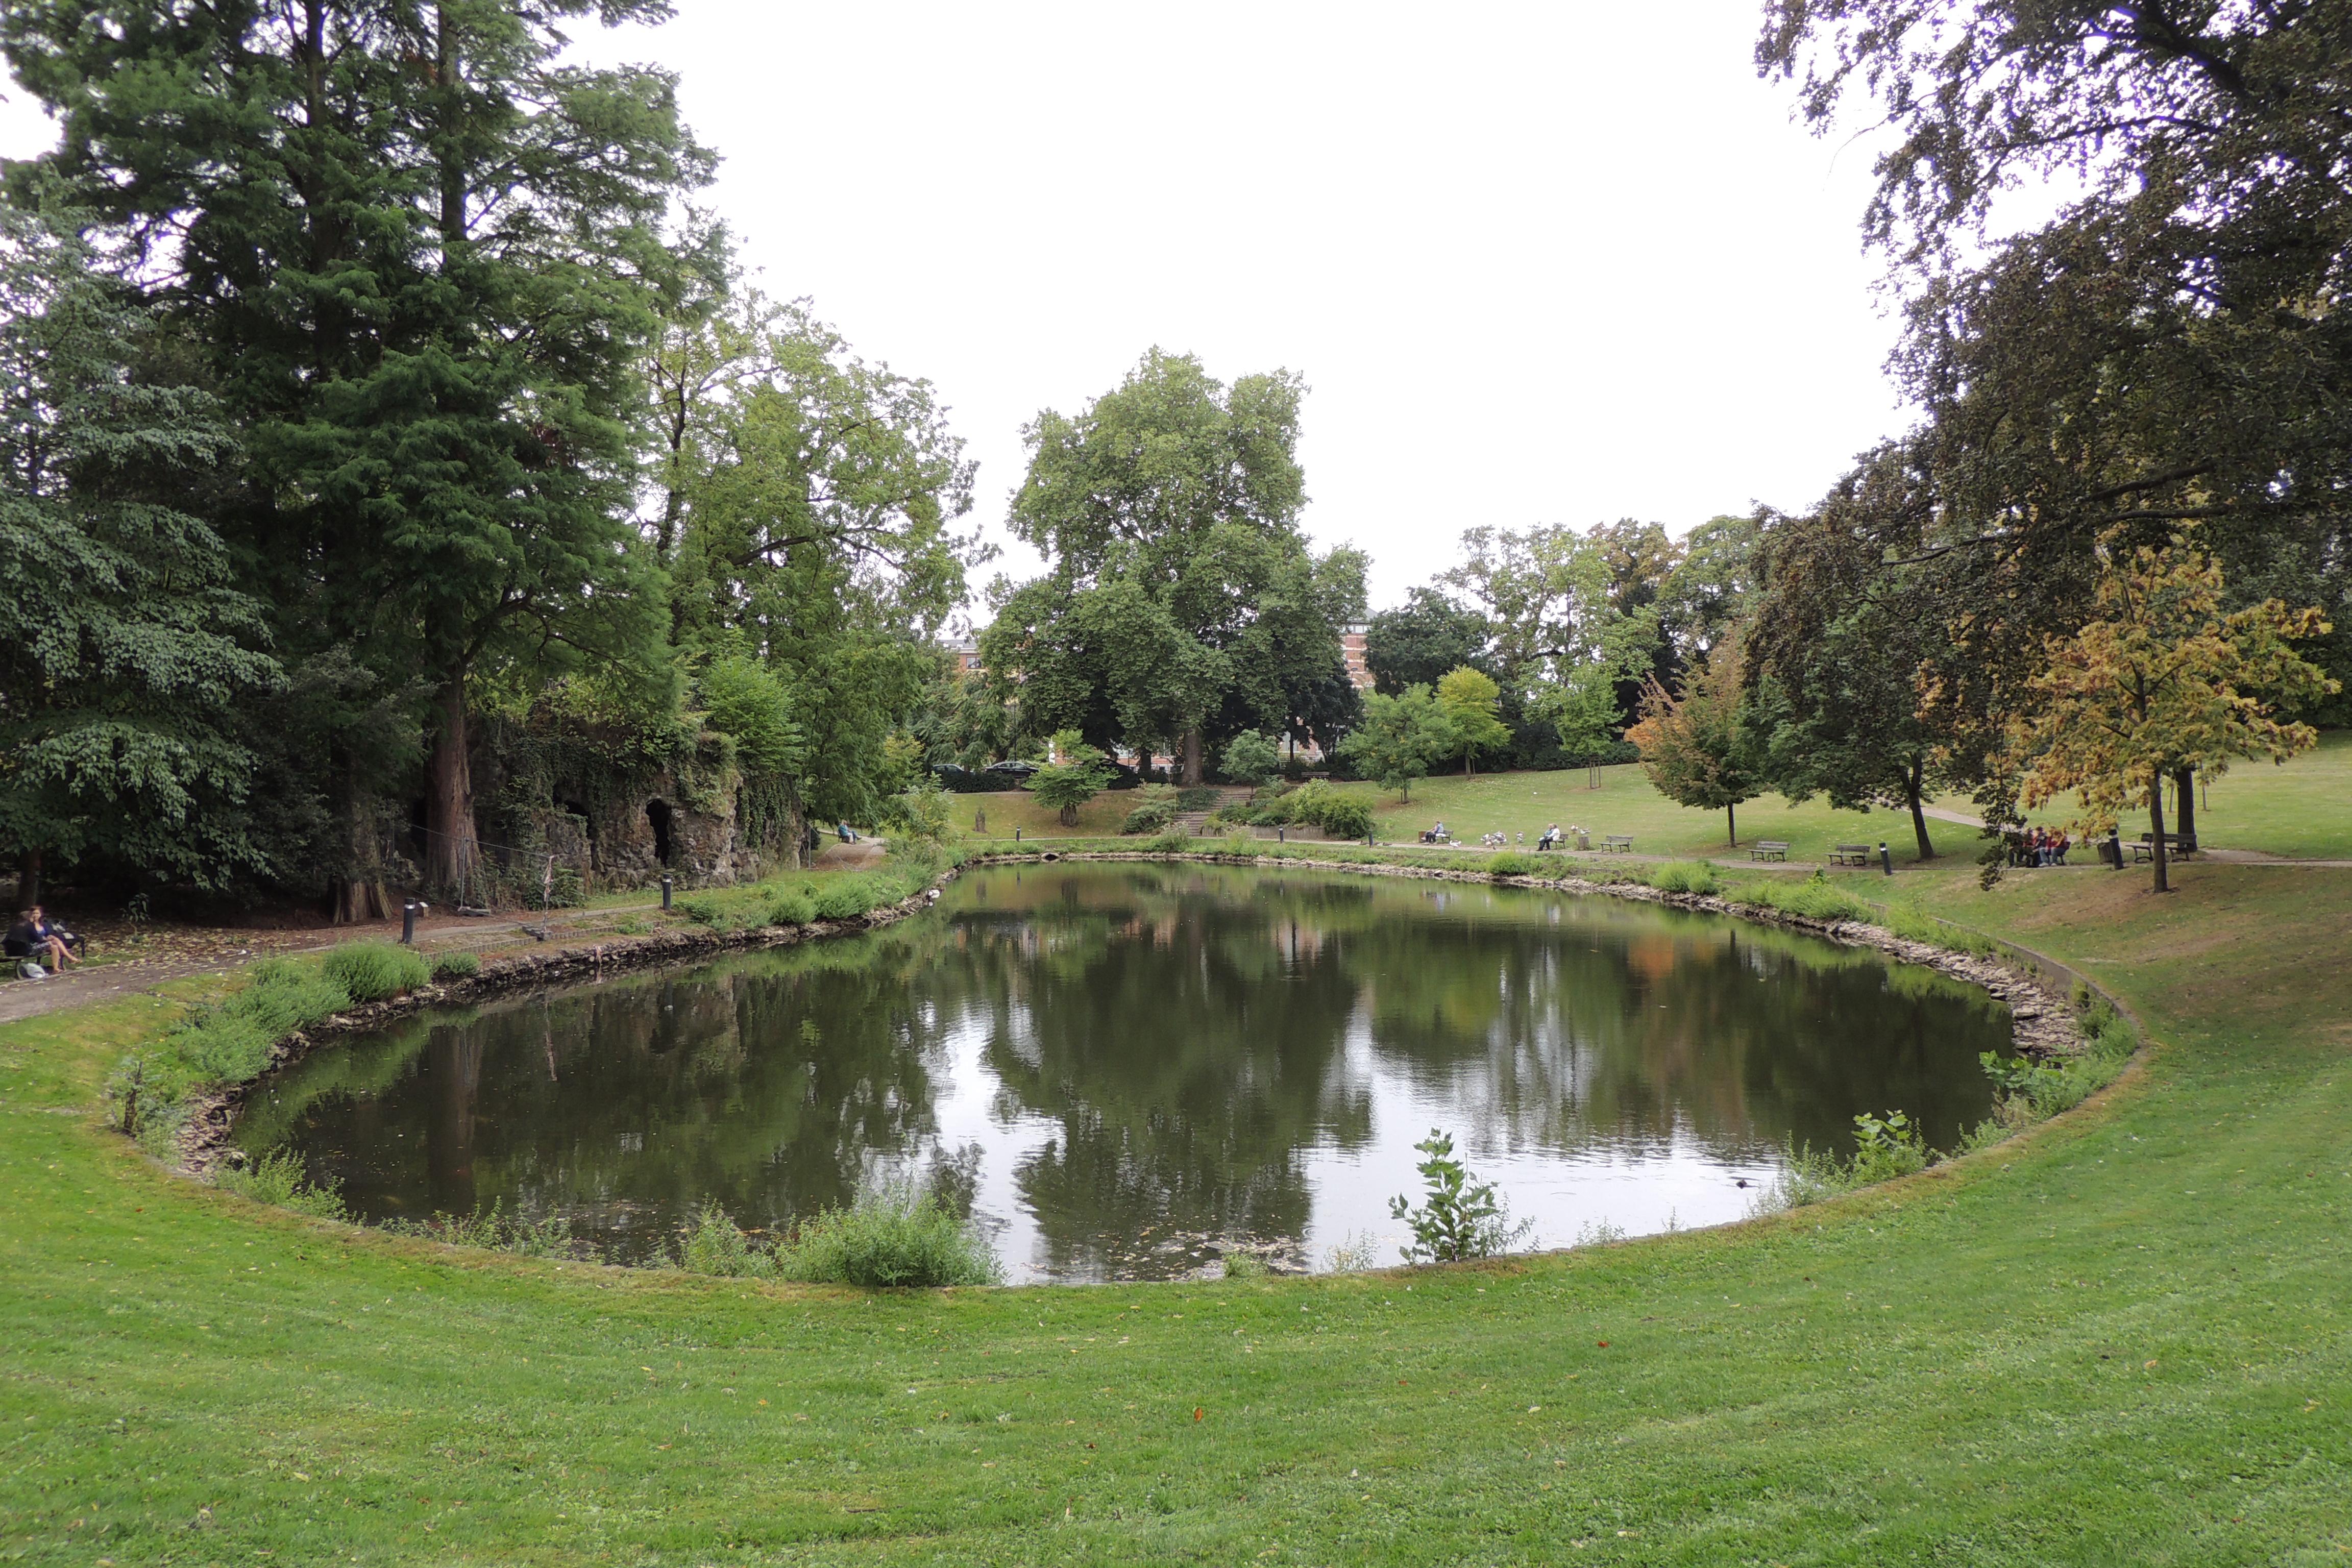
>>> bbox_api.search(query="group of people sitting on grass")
[5,906,83,979]
[2006,825,2072,867]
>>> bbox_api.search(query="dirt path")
[0,901,664,1027]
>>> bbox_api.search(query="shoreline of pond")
[172,847,2093,1198]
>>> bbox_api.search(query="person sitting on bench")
[7,907,78,972]
[1419,821,1448,844]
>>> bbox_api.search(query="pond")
[235,863,2012,1282]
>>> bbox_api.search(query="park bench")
[2131,830,2195,863]
[1602,835,1634,853]
[1750,841,1790,862]
[1829,844,1872,867]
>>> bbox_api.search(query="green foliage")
[1651,861,1722,895]
[383,1203,589,1261]
[812,875,896,922]
[1336,683,1456,800]
[1025,733,1115,827]
[1175,786,1223,812]
[1388,1130,1531,1265]
[991,349,1364,779]
[1435,666,1512,774]
[878,780,953,844]
[1627,630,1769,844]
[1758,1110,1930,1212]
[321,943,431,1004]
[216,1152,345,1222]
[698,654,807,781]
[773,1190,1002,1288]
[1723,878,1873,924]
[1121,799,1179,836]
[431,952,481,983]
[1221,1252,1270,1282]
[0,202,278,888]
[107,958,358,1138]
[1311,797,1376,842]
[1219,730,1283,786]
[676,1203,779,1279]
[1487,851,1537,877]
[769,888,819,926]
[1362,589,1492,694]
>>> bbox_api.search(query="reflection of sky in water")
[242,864,2007,1282]
[927,1004,1781,1284]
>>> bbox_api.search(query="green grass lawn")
[1931,728,2352,860]
[1375,764,1983,864]
[6,808,2351,1561]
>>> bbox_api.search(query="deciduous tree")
[1626,631,1768,847]
[1435,666,1511,776]
[2016,542,2335,892]
[1336,685,1455,802]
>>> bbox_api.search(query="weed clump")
[431,951,480,982]
[777,1191,1000,1287]
[107,958,357,1147]
[322,942,431,1002]
[217,1150,346,1221]
[1752,1109,1930,1212]
[1486,851,1537,878]
[1650,861,1721,895]
[385,1202,591,1260]
[1389,1129,1531,1264]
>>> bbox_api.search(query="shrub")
[1387,1129,1531,1264]
[217,1150,346,1221]
[812,874,892,921]
[1174,786,1221,812]
[1221,1251,1270,1281]
[677,1203,778,1278]
[773,1189,1001,1288]
[1145,831,1193,854]
[322,942,432,1003]
[385,1202,592,1260]
[769,887,818,925]
[1651,861,1721,895]
[1486,850,1537,878]
[1121,799,1178,835]
[432,951,480,982]
[1311,798,1376,842]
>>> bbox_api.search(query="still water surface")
[237,864,2011,1281]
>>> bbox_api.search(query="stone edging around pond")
[173,846,2091,1185]
[170,874,964,1179]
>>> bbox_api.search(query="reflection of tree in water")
[1346,902,2008,1157]
[948,870,1371,1278]
[249,863,2006,1276]
[264,944,960,1261]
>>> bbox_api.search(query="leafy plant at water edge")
[106,960,357,1141]
[322,942,431,1003]
[677,1203,778,1278]
[773,1189,1001,1288]
[384,1202,593,1261]
[1388,1130,1532,1264]
[431,952,480,982]
[1122,799,1178,835]
[1650,861,1721,895]
[1221,1251,1270,1281]
[1324,1232,1381,1272]
[1753,1108,1929,1212]
[1487,851,1537,877]
[216,1151,346,1221]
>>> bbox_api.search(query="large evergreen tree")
[5,0,714,897]
[0,203,279,898]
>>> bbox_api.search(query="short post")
[401,900,417,945]
[1277,826,1285,844]
[1015,827,1022,843]
[660,873,672,911]
[1878,842,1893,876]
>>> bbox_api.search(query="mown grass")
[4,796,2350,1561]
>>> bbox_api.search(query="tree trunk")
[15,847,40,909]
[424,675,480,899]
[1181,726,1204,786]
[1726,800,1737,847]
[2172,763,2195,848]
[2148,763,2170,894]
[1907,758,1935,861]
[331,767,393,923]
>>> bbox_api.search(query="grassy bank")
[5,837,2349,1561]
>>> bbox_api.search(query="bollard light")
[660,873,672,911]
[1015,828,1022,843]
[1878,842,1893,876]
[401,900,417,945]
[1277,826,1285,844]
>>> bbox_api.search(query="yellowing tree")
[1625,629,1767,847]
[2018,543,2336,892]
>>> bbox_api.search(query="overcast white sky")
[0,1,1912,613]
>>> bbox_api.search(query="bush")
[676,1203,779,1278]
[1122,799,1178,835]
[812,874,893,921]
[432,951,480,982]
[1651,861,1721,895]
[217,1150,346,1221]
[774,1189,1001,1287]
[769,887,818,926]
[1487,851,1537,877]
[1174,786,1222,812]
[322,942,432,1003]
[1312,798,1376,842]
